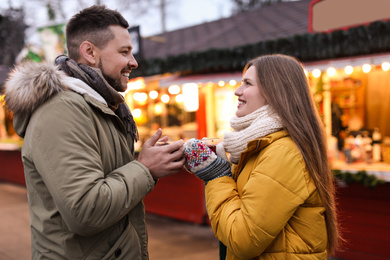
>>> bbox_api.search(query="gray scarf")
[55,55,139,141]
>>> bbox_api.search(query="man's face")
[96,25,138,92]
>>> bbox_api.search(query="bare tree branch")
[231,0,288,13]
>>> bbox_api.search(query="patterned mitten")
[184,138,232,183]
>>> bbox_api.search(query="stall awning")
[158,72,243,87]
[303,52,390,71]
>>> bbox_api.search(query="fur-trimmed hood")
[4,61,107,137]
[4,61,69,138]
[4,61,69,115]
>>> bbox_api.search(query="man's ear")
[79,41,98,65]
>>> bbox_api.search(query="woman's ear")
[79,41,98,66]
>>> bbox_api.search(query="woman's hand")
[183,138,231,183]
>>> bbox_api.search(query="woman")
[184,54,340,259]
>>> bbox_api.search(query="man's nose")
[129,55,138,69]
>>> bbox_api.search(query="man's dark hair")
[65,5,129,60]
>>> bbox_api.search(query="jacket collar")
[247,130,288,151]
[234,130,289,177]
[66,77,117,117]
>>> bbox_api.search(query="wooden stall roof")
[141,0,312,59]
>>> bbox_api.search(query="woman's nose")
[234,84,243,96]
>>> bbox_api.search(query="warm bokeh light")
[229,80,236,86]
[183,83,199,111]
[327,67,336,77]
[312,69,321,78]
[132,108,142,118]
[168,85,181,95]
[132,108,147,124]
[175,94,184,103]
[133,92,148,102]
[382,62,390,71]
[127,78,145,92]
[149,90,158,99]
[161,94,170,103]
[362,64,371,73]
[218,81,225,87]
[154,104,162,115]
[344,65,353,75]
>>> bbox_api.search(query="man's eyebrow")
[120,45,132,50]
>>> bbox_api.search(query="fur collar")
[4,61,69,115]
[4,61,107,115]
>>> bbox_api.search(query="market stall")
[124,72,243,147]
[127,53,390,260]
[0,148,25,186]
[334,180,390,260]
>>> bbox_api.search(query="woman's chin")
[235,111,245,117]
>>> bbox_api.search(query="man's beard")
[98,60,126,92]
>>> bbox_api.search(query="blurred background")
[1,1,390,259]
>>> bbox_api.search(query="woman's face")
[234,66,267,117]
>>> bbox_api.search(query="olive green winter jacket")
[5,61,155,259]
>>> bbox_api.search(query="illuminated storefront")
[122,52,390,169]
[304,53,390,167]
[124,72,243,150]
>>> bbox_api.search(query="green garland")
[332,169,386,188]
[132,20,390,77]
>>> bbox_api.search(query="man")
[4,5,184,259]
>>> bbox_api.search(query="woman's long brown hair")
[245,54,340,255]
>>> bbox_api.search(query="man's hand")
[137,129,185,179]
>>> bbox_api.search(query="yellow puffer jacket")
[205,130,327,260]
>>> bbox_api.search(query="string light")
[382,62,390,71]
[175,94,184,103]
[218,81,225,87]
[149,90,158,99]
[344,65,353,75]
[327,67,336,77]
[312,69,321,78]
[229,80,236,86]
[161,94,170,103]
[362,64,371,73]
[168,85,180,95]
[133,108,142,118]
[133,92,147,102]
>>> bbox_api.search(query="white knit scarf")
[220,105,284,164]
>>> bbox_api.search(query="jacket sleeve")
[29,94,155,236]
[205,143,310,259]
